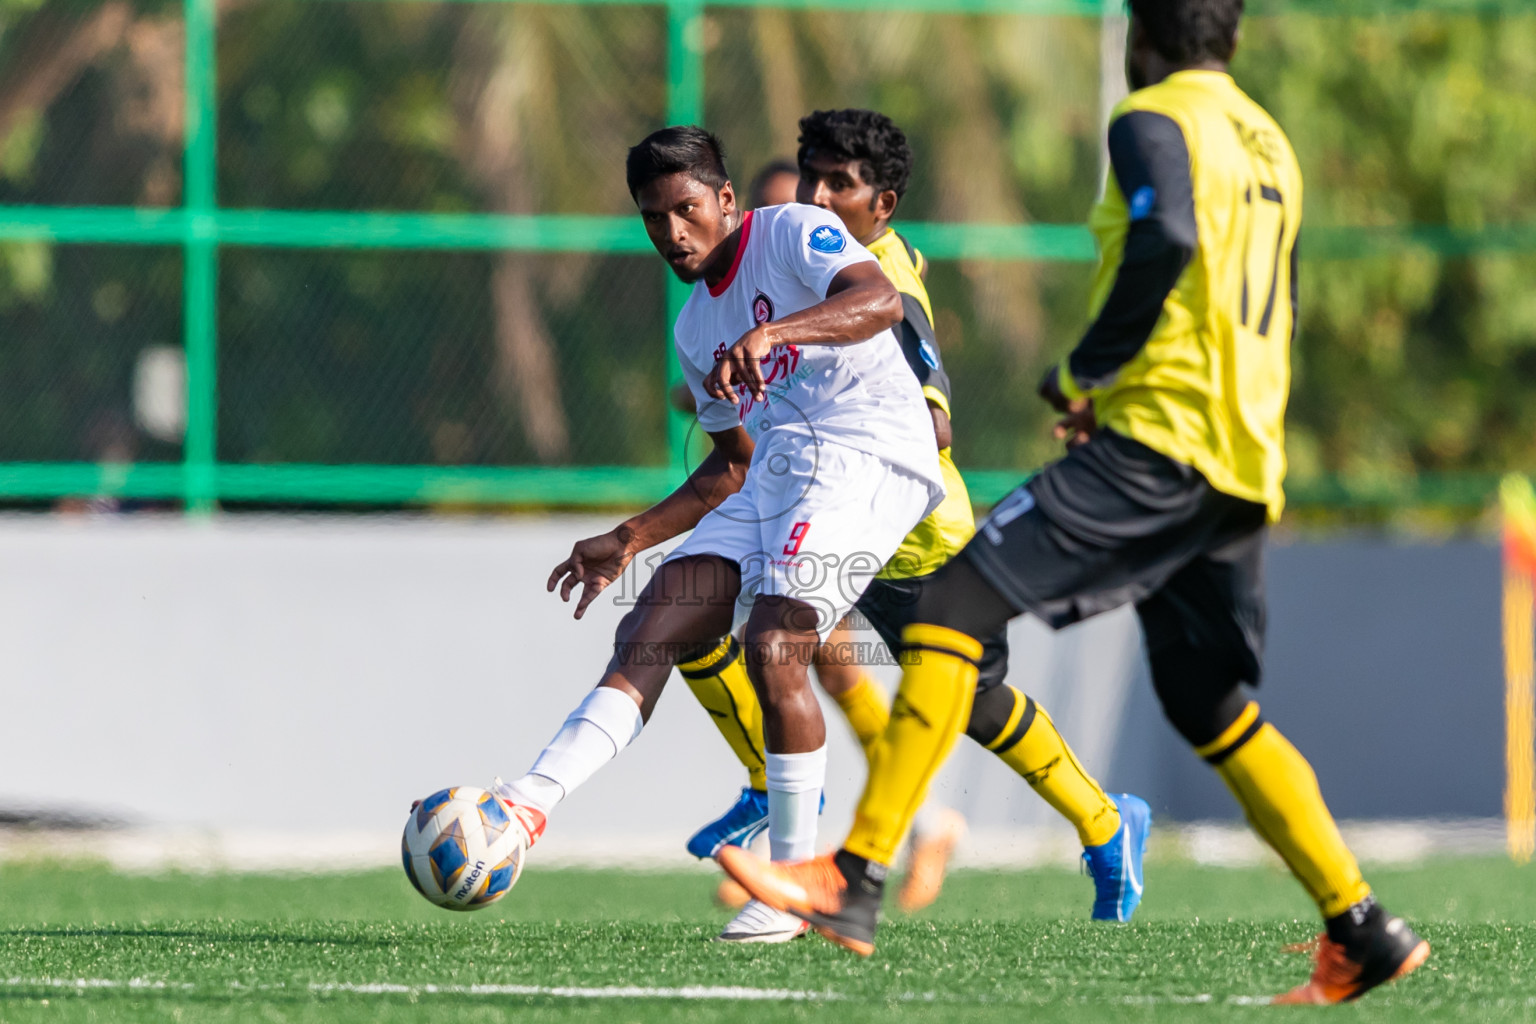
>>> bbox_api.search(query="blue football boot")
[686,787,770,859]
[1081,793,1151,922]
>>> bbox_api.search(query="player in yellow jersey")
[681,108,1147,936]
[720,4,1431,1003]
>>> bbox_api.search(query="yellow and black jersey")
[1058,70,1302,521]
[865,229,946,412]
[864,228,976,579]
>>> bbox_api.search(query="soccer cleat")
[714,899,810,943]
[1081,793,1150,922]
[718,847,883,956]
[1273,910,1430,1004]
[715,877,751,910]
[897,807,966,913]
[686,787,770,860]
[489,777,548,849]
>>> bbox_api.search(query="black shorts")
[853,574,1010,693]
[962,429,1268,685]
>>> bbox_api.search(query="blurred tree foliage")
[0,2,1532,505]
[0,0,183,463]
[1240,14,1536,503]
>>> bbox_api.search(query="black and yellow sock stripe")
[1193,699,1266,764]
[677,635,739,679]
[679,637,768,791]
[1201,700,1372,918]
[969,685,1038,753]
[969,684,1119,847]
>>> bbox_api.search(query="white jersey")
[673,203,944,504]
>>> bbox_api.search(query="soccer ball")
[401,786,526,910]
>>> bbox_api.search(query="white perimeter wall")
[0,515,1147,868]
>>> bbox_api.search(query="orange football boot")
[717,847,883,956]
[714,877,751,910]
[898,808,966,913]
[1274,911,1429,1004]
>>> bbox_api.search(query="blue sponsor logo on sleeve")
[808,224,847,254]
[1129,185,1156,221]
[919,339,939,369]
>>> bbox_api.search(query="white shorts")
[666,434,939,640]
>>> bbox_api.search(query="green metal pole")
[665,0,705,480]
[183,0,219,514]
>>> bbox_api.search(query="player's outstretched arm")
[706,262,901,403]
[546,425,754,619]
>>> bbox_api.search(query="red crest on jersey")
[752,292,774,325]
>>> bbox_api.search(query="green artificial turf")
[0,856,1532,1023]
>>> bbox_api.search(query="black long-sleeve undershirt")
[1068,110,1198,391]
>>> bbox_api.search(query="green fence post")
[665,0,705,480]
[183,0,219,515]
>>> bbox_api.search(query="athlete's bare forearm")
[760,261,902,349]
[546,426,752,619]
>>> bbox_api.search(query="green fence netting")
[0,0,1533,512]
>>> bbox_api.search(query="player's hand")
[705,327,773,404]
[547,528,636,620]
[1053,402,1096,449]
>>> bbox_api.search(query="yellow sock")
[678,638,767,791]
[831,674,890,761]
[988,687,1120,847]
[846,624,980,866]
[1202,701,1372,918]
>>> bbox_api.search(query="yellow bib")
[1088,71,1302,521]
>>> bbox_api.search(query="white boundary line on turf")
[4,979,1490,1008]
[1118,995,1270,1006]
[0,977,830,1002]
[2,978,194,991]
[311,982,832,1000]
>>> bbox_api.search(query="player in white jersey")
[491,126,944,942]
[670,203,946,636]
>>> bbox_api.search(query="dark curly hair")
[796,109,913,200]
[1128,0,1243,64]
[626,125,729,200]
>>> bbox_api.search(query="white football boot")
[715,898,811,943]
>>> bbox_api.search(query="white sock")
[499,687,644,815]
[499,773,563,815]
[765,746,826,862]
